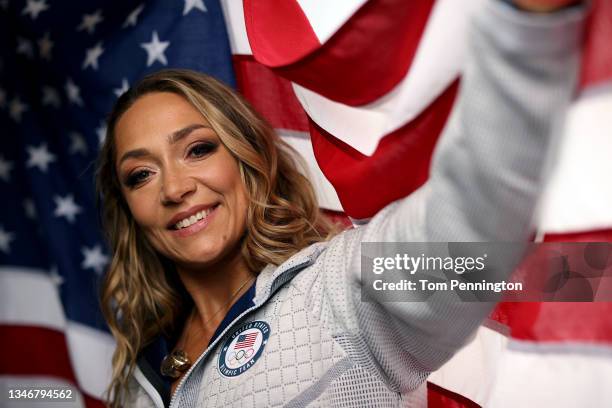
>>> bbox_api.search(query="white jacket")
[127,2,585,407]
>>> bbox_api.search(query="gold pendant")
[160,350,191,379]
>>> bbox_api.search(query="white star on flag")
[16,37,34,58]
[0,225,15,254]
[65,78,83,106]
[81,245,109,274]
[9,97,28,122]
[53,194,82,223]
[123,3,144,28]
[0,156,14,182]
[69,132,88,155]
[42,86,61,108]
[96,121,107,146]
[26,143,56,172]
[183,0,207,16]
[23,199,37,219]
[48,266,64,287]
[22,0,49,20]
[37,32,53,60]
[77,9,104,34]
[141,31,170,67]
[83,42,104,70]
[114,78,129,97]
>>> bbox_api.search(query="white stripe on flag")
[0,267,66,331]
[65,321,114,399]
[429,325,508,406]
[485,339,612,407]
[219,0,252,55]
[431,324,612,407]
[296,0,368,44]
[538,84,612,233]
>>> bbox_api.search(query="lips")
[166,203,218,230]
[170,204,219,238]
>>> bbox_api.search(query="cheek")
[124,193,158,227]
[215,165,249,232]
[234,184,249,232]
[227,168,249,226]
[207,154,248,207]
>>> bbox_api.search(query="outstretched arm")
[310,0,585,393]
[425,0,584,243]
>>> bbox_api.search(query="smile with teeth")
[173,207,215,230]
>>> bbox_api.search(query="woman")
[97,68,338,405]
[97,1,584,407]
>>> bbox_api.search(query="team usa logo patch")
[218,320,270,377]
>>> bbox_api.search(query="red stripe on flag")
[427,381,481,408]
[245,0,435,106]
[544,228,612,243]
[0,325,107,407]
[243,0,320,67]
[490,229,612,343]
[0,325,77,382]
[580,0,612,89]
[233,55,309,132]
[491,301,612,343]
[309,80,459,219]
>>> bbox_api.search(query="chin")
[178,243,233,268]
[178,247,221,266]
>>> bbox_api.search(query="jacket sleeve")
[308,0,585,393]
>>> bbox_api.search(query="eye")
[125,169,153,188]
[187,141,217,159]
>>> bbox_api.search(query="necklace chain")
[180,275,255,349]
[160,274,255,379]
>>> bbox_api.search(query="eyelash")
[123,142,217,188]
[187,141,217,158]
[125,169,152,188]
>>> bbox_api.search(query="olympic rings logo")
[219,322,270,377]
[227,348,255,364]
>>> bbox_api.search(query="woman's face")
[114,92,249,270]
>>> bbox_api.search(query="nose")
[160,168,196,205]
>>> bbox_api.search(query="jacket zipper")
[168,259,316,408]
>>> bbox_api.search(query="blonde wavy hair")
[96,69,338,407]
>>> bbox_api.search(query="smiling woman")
[96,70,336,407]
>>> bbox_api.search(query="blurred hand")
[513,0,584,12]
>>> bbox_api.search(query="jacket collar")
[253,241,327,305]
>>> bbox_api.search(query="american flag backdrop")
[1,0,612,407]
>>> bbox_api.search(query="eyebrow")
[118,124,210,166]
